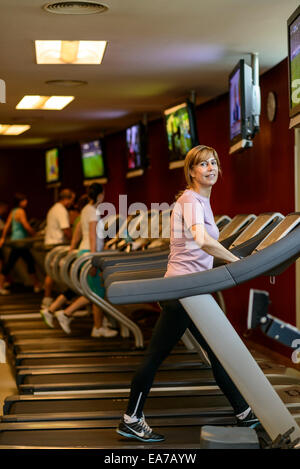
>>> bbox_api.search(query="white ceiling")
[0,0,298,148]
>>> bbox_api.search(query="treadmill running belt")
[21,369,215,388]
[7,394,231,415]
[0,420,226,449]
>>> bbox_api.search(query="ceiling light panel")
[0,125,31,135]
[16,95,74,110]
[42,96,74,109]
[16,95,47,109]
[35,40,107,64]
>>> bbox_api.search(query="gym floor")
[0,298,300,420]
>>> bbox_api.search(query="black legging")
[126,299,249,418]
[3,247,35,275]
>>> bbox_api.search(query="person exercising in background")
[0,193,41,292]
[41,183,118,338]
[40,194,90,326]
[117,145,258,443]
[41,188,75,309]
[0,201,9,295]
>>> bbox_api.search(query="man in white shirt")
[45,189,75,246]
[42,189,75,308]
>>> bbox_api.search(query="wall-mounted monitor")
[288,5,300,129]
[229,59,259,154]
[80,139,108,185]
[45,147,60,186]
[125,122,148,178]
[164,100,199,169]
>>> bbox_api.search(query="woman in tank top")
[0,193,41,292]
[116,145,259,443]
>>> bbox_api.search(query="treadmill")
[105,219,300,446]
[6,214,291,395]
[8,212,274,362]
[0,218,295,400]
[1,215,300,447]
[3,213,260,359]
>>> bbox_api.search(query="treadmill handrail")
[69,252,95,295]
[79,260,144,349]
[104,267,167,288]
[107,225,300,304]
[60,250,79,289]
[44,246,68,278]
[103,258,168,281]
[91,249,170,270]
[52,246,70,285]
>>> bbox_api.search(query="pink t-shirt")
[165,189,219,277]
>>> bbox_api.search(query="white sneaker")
[0,288,10,296]
[41,297,53,308]
[40,308,55,329]
[55,310,72,334]
[91,326,118,338]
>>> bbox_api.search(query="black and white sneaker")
[117,415,165,442]
[236,410,259,429]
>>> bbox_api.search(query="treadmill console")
[215,215,232,231]
[254,213,300,252]
[218,214,256,242]
[229,213,284,249]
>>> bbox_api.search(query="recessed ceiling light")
[16,95,74,110]
[35,40,107,64]
[0,125,31,135]
[45,79,88,87]
[43,1,109,15]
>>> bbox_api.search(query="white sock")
[124,413,139,423]
[236,407,251,420]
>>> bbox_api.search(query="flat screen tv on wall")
[45,147,61,186]
[164,100,199,169]
[125,122,148,179]
[288,5,300,129]
[80,139,108,185]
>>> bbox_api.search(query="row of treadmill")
[0,209,300,448]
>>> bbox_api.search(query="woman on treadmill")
[117,145,258,443]
[0,193,41,292]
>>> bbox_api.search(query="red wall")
[124,58,296,346]
[0,58,296,354]
[194,59,296,344]
[0,147,54,218]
